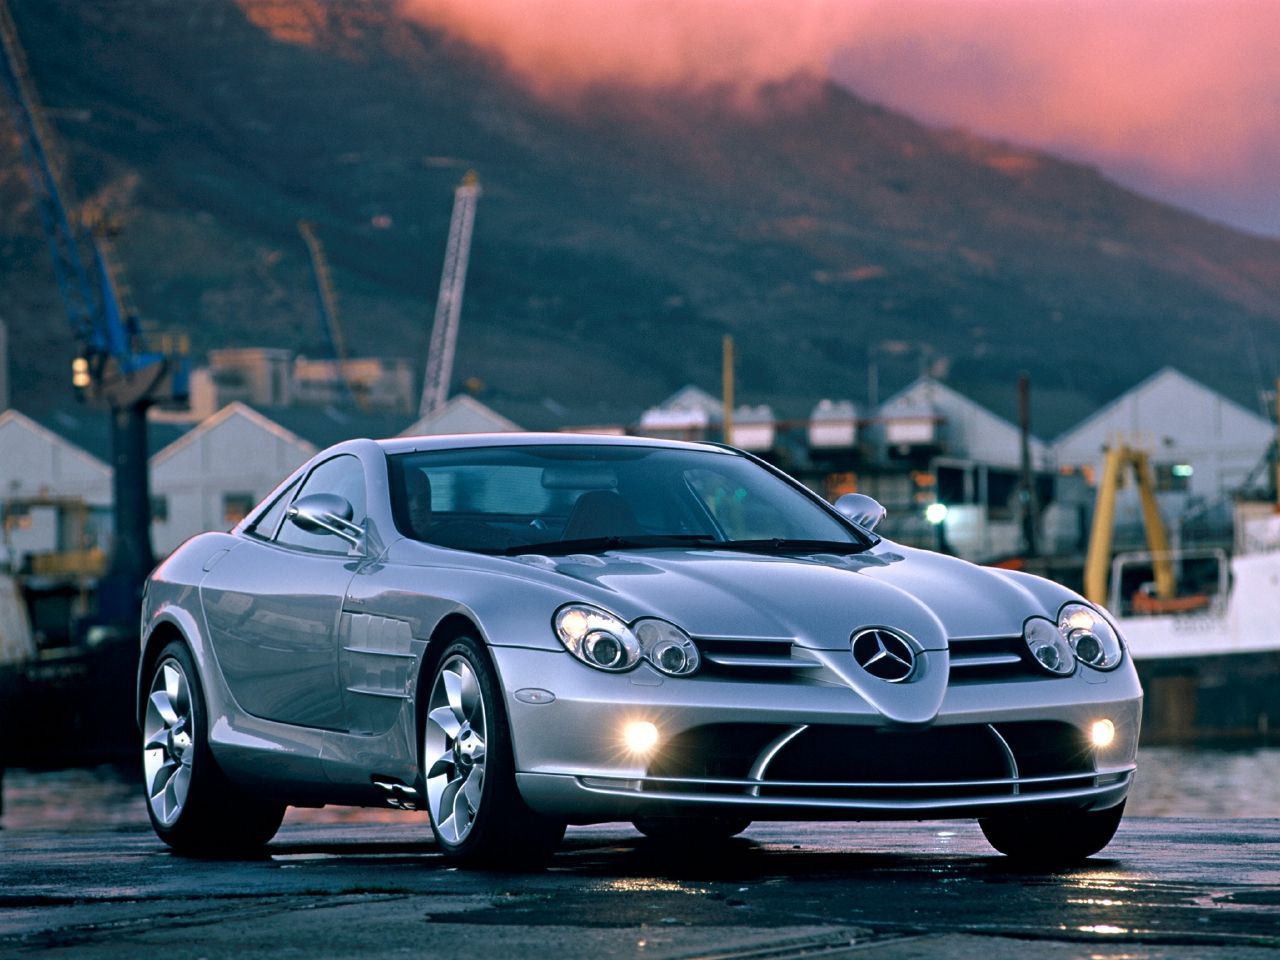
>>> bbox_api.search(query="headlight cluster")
[554,604,700,676]
[1022,602,1123,675]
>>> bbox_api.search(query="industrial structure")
[419,172,480,418]
[0,0,187,623]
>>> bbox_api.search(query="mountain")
[3,0,1279,435]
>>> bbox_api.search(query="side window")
[245,477,301,541]
[276,455,367,553]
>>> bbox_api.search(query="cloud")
[398,0,864,95]
[399,0,1280,234]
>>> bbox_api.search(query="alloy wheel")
[424,654,488,845]
[142,658,194,827]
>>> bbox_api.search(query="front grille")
[695,635,820,679]
[625,720,1103,806]
[948,635,1044,682]
[647,724,789,780]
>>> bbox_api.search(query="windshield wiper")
[709,538,870,555]
[503,534,719,556]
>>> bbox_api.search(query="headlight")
[634,618,700,676]
[553,605,700,676]
[1023,617,1075,675]
[1059,602,1123,670]
[1022,603,1124,676]
[554,605,641,671]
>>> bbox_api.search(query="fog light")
[1090,719,1116,748]
[623,720,659,754]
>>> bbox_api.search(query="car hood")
[505,544,1059,651]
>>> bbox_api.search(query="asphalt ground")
[1,813,1277,959]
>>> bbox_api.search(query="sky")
[402,0,1280,238]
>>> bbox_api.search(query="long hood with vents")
[504,543,1077,651]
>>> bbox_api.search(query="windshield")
[387,444,868,555]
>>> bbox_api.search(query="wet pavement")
[2,815,1278,959]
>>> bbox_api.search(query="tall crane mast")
[0,0,187,623]
[297,219,362,408]
[419,171,480,419]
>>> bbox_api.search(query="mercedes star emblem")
[851,628,917,683]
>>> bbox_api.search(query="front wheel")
[142,641,285,855]
[422,637,564,866]
[979,801,1126,865]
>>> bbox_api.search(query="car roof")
[376,432,736,457]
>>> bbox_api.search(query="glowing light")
[925,502,948,525]
[1090,719,1116,748]
[1065,608,1097,631]
[559,609,589,642]
[71,357,91,389]
[623,720,659,754]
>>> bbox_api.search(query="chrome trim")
[694,634,800,645]
[345,685,411,700]
[584,769,1131,791]
[342,645,417,660]
[703,654,823,669]
[575,769,1135,811]
[986,724,1020,796]
[747,724,808,797]
[951,653,1024,668]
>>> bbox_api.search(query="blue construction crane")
[0,0,188,622]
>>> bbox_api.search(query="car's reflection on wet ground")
[2,801,1278,958]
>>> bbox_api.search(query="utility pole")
[1018,372,1039,557]
[721,334,734,445]
[1274,378,1279,509]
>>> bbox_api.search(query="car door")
[200,455,367,731]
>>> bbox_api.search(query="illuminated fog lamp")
[925,502,949,525]
[1090,719,1116,749]
[623,720,659,754]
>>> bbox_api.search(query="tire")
[422,636,564,866]
[142,641,285,855]
[979,801,1126,865]
[633,814,752,843]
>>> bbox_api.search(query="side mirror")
[833,493,886,532]
[287,493,363,548]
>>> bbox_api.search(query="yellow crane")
[1083,444,1177,607]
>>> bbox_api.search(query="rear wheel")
[422,637,564,866]
[142,641,285,855]
[633,814,752,843]
[979,801,1126,865]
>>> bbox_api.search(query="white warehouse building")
[1053,368,1275,501]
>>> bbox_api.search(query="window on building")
[222,492,257,527]
[150,496,169,523]
[1154,463,1193,493]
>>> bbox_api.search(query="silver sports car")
[139,433,1140,865]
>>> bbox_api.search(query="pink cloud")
[399,0,1280,234]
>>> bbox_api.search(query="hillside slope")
[2,0,1278,434]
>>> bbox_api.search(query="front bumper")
[491,646,1143,823]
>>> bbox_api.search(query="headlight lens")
[1059,603,1123,670]
[1022,603,1124,675]
[1023,617,1075,675]
[634,618,701,676]
[553,605,700,676]
[554,605,641,671]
